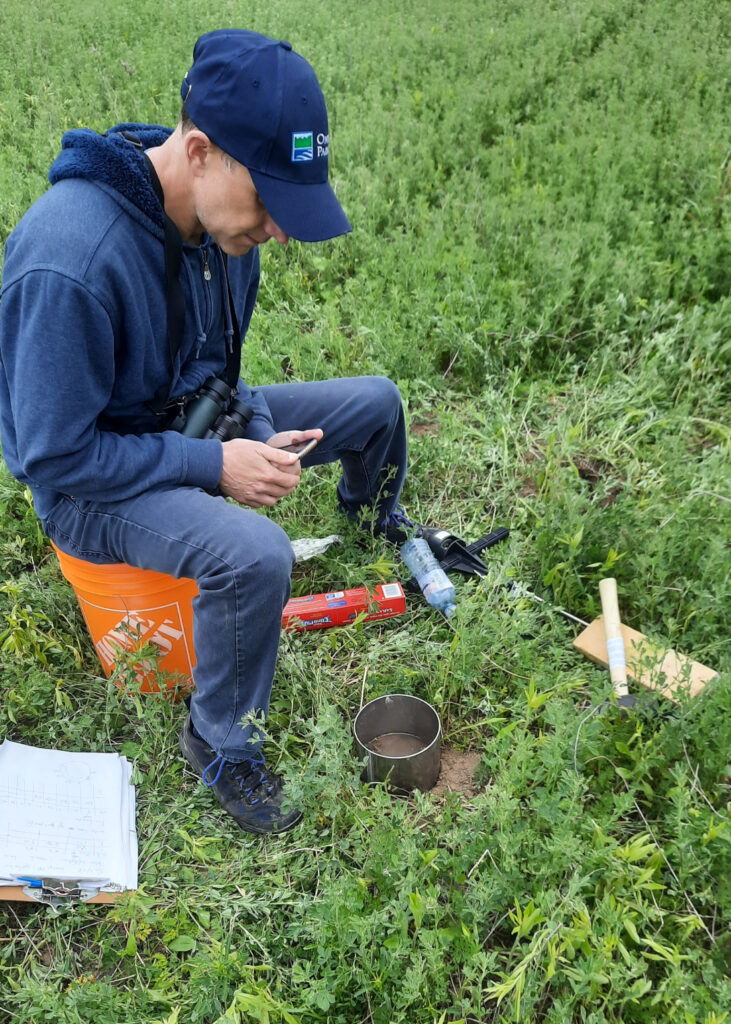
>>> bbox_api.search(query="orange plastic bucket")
[51,543,198,694]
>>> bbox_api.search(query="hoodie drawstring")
[182,256,208,358]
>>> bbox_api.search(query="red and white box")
[282,583,406,631]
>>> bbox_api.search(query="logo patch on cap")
[291,131,314,162]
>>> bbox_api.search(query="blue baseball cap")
[181,29,352,242]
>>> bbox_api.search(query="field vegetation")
[0,0,728,1021]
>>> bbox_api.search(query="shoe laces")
[383,503,417,532]
[202,751,277,806]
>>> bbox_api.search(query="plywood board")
[573,616,717,702]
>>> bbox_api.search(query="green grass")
[0,1,729,1021]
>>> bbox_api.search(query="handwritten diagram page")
[0,739,137,891]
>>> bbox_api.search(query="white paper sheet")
[0,738,137,891]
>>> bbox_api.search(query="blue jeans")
[43,376,407,760]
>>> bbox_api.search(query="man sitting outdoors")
[0,30,409,835]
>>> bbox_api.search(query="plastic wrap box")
[282,583,405,631]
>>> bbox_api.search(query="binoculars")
[180,377,254,441]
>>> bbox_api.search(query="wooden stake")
[598,577,634,710]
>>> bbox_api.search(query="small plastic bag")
[290,534,343,562]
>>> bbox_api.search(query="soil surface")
[429,747,482,799]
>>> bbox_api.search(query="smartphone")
[279,437,319,460]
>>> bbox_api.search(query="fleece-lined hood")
[49,123,171,230]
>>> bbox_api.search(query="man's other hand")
[220,439,299,507]
[219,429,322,507]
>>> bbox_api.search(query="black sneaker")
[179,715,303,835]
[377,504,422,544]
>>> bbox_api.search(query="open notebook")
[0,738,137,907]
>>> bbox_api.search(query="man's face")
[191,151,289,256]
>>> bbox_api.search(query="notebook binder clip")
[22,878,103,913]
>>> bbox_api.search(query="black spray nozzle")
[402,525,509,593]
[421,525,510,577]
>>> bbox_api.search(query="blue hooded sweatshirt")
[0,123,274,522]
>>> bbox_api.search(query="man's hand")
[219,429,322,508]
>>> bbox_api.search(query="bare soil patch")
[410,418,440,437]
[429,747,482,799]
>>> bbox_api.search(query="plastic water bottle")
[401,537,457,618]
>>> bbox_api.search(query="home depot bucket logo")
[78,597,195,691]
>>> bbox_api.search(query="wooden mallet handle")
[599,578,631,703]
